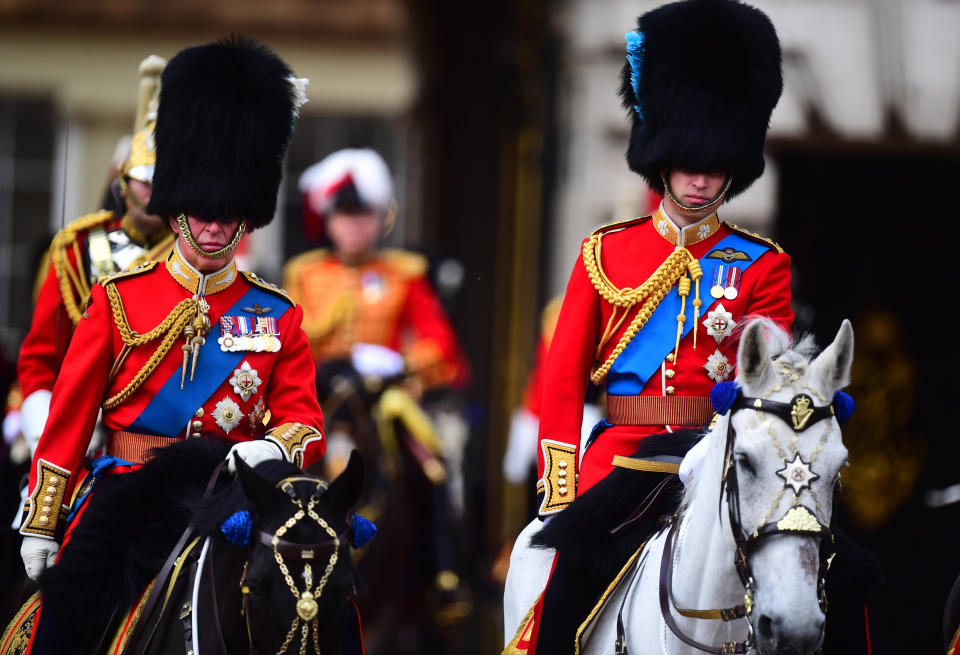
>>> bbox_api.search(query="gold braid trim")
[102,282,201,410]
[582,233,700,385]
[50,210,115,324]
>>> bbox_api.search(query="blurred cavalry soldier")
[18,37,324,630]
[511,1,791,653]
[285,149,472,626]
[17,55,175,459]
[284,148,469,394]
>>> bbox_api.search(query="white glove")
[503,408,539,484]
[20,390,51,456]
[679,435,710,485]
[351,343,405,379]
[226,440,285,473]
[21,536,59,581]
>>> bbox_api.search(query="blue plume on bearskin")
[618,0,782,199]
[351,514,377,548]
[832,391,855,424]
[221,510,253,546]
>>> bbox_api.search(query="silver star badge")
[704,349,731,382]
[212,397,244,434]
[229,361,262,402]
[703,304,735,343]
[777,453,820,495]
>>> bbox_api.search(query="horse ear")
[810,319,854,394]
[235,454,288,513]
[737,319,775,392]
[323,450,364,517]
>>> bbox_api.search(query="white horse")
[504,318,853,655]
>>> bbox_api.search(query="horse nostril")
[757,614,774,642]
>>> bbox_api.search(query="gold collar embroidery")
[652,207,720,247]
[166,242,237,296]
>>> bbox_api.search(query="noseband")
[654,390,841,655]
[240,475,349,655]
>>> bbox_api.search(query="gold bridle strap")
[611,455,680,474]
[582,235,702,384]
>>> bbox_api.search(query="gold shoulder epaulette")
[590,215,652,237]
[57,210,116,247]
[281,248,330,289]
[242,271,295,307]
[724,223,785,254]
[380,249,428,278]
[101,261,159,287]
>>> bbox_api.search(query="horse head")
[228,450,365,655]
[721,318,853,655]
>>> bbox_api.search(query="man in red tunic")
[19,38,324,591]
[17,55,174,458]
[514,2,790,653]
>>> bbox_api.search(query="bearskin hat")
[619,0,782,198]
[147,36,303,229]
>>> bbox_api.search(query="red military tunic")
[536,208,792,515]
[283,248,469,389]
[17,210,174,436]
[20,244,325,539]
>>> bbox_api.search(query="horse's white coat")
[503,319,854,655]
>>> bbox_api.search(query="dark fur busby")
[619,0,782,198]
[147,36,298,229]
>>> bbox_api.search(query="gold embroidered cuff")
[264,422,323,468]
[20,459,71,539]
[537,439,578,516]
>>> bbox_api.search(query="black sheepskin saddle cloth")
[35,439,233,654]
[533,431,702,594]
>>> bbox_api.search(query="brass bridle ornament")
[649,384,853,655]
[241,476,347,655]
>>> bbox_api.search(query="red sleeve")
[400,276,470,388]
[17,263,75,399]
[536,250,600,478]
[743,250,794,333]
[28,283,113,499]
[264,303,326,467]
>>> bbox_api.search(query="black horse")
[4,439,365,655]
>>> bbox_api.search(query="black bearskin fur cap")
[619,0,782,198]
[147,36,296,228]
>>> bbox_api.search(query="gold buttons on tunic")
[43,496,54,506]
[666,353,675,363]
[665,386,675,396]
[194,408,204,418]
[665,369,675,379]
[49,477,59,486]
[39,516,49,525]
[192,421,203,430]
[46,486,57,495]
[191,432,201,439]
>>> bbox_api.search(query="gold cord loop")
[582,232,704,384]
[176,213,247,259]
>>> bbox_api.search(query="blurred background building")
[1,0,958,652]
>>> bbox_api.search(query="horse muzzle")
[753,612,825,655]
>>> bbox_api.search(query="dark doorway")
[777,149,960,654]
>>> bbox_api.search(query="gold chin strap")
[176,213,247,259]
[660,171,733,213]
[118,176,149,212]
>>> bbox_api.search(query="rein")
[646,391,837,654]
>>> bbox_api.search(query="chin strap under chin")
[660,171,732,213]
[176,213,247,259]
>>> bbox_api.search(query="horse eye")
[734,453,756,476]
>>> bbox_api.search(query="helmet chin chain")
[176,213,247,259]
[660,171,733,213]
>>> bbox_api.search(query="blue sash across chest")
[128,286,287,436]
[606,233,769,395]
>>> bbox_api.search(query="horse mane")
[38,439,231,653]
[531,430,703,582]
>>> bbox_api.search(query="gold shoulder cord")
[102,282,206,410]
[51,210,114,324]
[582,232,703,385]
